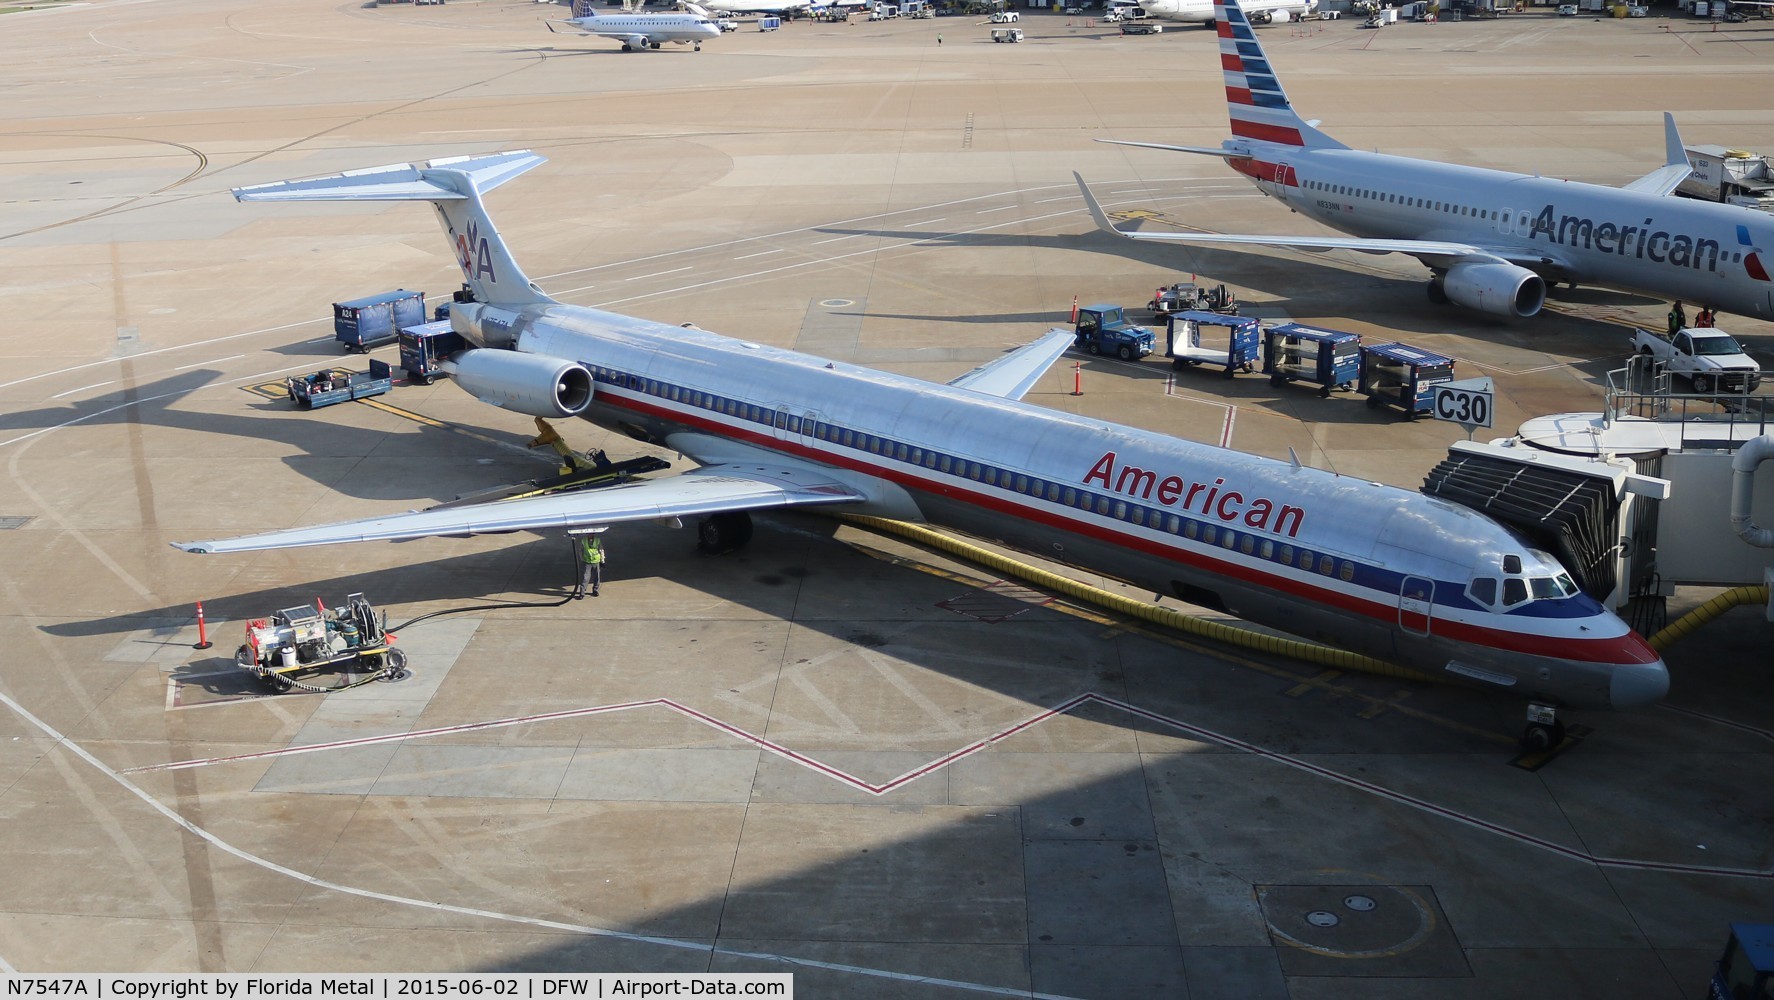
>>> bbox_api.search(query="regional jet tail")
[178,151,1668,743]
[1078,0,1774,320]
[548,0,722,50]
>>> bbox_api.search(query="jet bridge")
[1422,441,1668,610]
[1433,366,1774,627]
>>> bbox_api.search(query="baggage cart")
[334,289,425,353]
[1166,311,1261,377]
[1263,323,1361,397]
[1359,342,1455,418]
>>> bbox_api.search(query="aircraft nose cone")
[1610,659,1670,709]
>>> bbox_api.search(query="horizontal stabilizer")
[172,463,865,554]
[948,329,1076,400]
[1097,139,1247,159]
[232,151,546,204]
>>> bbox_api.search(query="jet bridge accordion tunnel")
[1421,446,1624,604]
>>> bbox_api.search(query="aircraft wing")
[1074,172,1486,260]
[1621,113,1693,197]
[947,329,1075,400]
[171,464,865,555]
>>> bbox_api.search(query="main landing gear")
[1521,702,1567,752]
[697,511,753,554]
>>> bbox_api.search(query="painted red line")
[129,686,1772,879]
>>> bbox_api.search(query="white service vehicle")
[991,25,1025,38]
[1633,326,1763,394]
[990,9,1019,20]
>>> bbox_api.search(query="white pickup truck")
[1632,327,1763,394]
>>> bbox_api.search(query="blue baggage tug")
[1262,323,1361,397]
[333,289,425,353]
[1359,341,1456,419]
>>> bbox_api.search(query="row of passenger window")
[1304,179,1499,221]
[589,365,1361,587]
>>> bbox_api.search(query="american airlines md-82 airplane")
[1079,0,1774,321]
[174,151,1667,747]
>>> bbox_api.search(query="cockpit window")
[1502,554,1522,574]
[1530,575,1579,599]
[1502,578,1529,607]
[1469,577,1497,606]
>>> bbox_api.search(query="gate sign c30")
[1431,377,1495,429]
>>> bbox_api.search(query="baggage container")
[334,289,425,353]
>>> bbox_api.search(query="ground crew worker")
[1668,300,1687,335]
[576,533,605,598]
[1696,307,1716,328]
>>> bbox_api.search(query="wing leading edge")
[946,329,1075,400]
[172,465,866,555]
[1073,171,1501,264]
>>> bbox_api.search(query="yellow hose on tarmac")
[839,514,1440,685]
[1648,585,1769,652]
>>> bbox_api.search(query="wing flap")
[172,464,866,555]
[947,329,1075,400]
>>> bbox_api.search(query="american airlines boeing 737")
[1078,0,1774,320]
[174,151,1667,746]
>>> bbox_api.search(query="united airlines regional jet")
[174,151,1667,744]
[547,0,721,50]
[1079,0,1774,320]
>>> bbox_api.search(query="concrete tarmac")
[2,0,1773,995]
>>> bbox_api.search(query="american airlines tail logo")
[456,220,497,282]
[1738,224,1770,282]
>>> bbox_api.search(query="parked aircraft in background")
[1078,0,1774,320]
[175,150,1667,746]
[1142,0,1315,24]
[694,0,818,14]
[548,0,721,49]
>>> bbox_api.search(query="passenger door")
[1399,576,1433,637]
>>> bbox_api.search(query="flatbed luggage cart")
[1359,341,1455,419]
[1263,323,1360,397]
[1166,311,1261,378]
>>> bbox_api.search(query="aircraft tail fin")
[232,152,555,308]
[572,0,594,16]
[1216,0,1346,150]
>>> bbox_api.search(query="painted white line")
[0,317,327,391]
[1034,196,1077,204]
[0,687,1077,999]
[810,234,863,245]
[50,380,114,399]
[904,217,947,226]
[733,249,783,260]
[974,205,1020,214]
[174,354,244,371]
[624,266,692,281]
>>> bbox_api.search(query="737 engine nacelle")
[450,349,595,418]
[1441,261,1546,319]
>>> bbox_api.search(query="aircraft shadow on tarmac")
[50,512,1756,994]
[813,224,1664,339]
[0,368,556,504]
